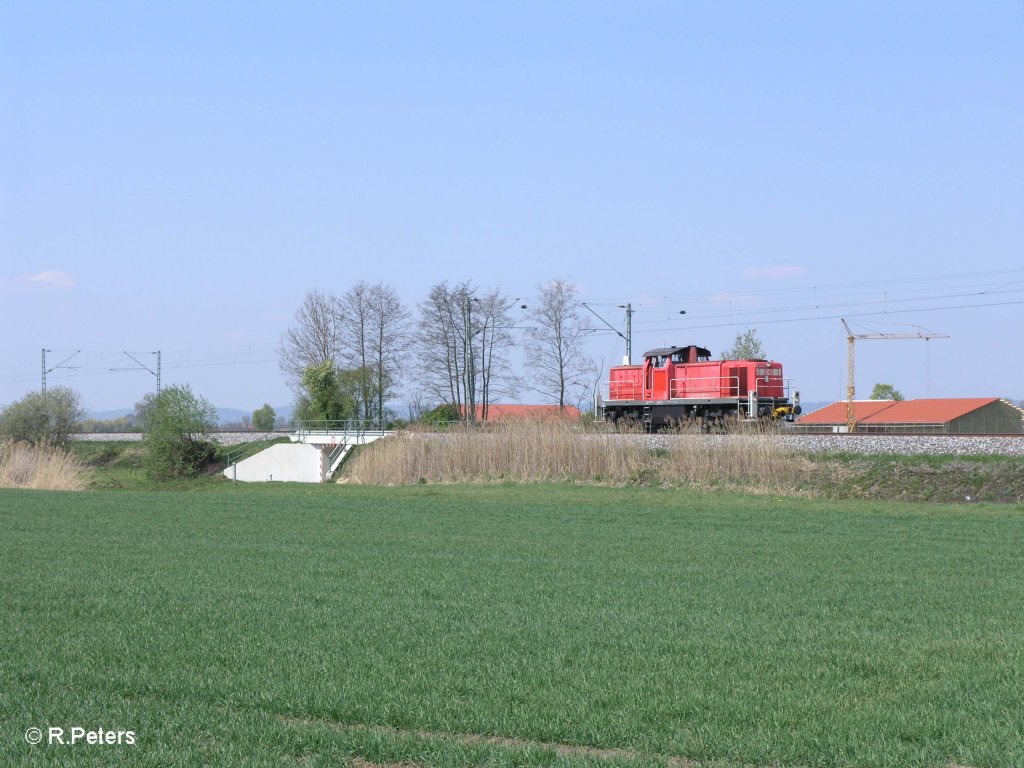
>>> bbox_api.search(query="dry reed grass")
[343,420,807,493]
[0,441,91,491]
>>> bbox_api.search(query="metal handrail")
[607,380,643,400]
[669,375,740,398]
[293,419,392,439]
[225,432,281,466]
[750,377,796,399]
[604,376,796,402]
[605,375,742,400]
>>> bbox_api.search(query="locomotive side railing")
[669,376,792,400]
[607,380,644,400]
[751,377,796,401]
[603,376,797,404]
[605,376,740,401]
[669,375,740,399]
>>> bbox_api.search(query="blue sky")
[2,1,1022,413]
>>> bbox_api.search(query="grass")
[2,484,1023,767]
[807,452,1024,504]
[344,422,1024,503]
[0,441,90,490]
[345,421,805,493]
[69,440,257,491]
[69,433,1024,503]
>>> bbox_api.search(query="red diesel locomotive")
[599,344,799,427]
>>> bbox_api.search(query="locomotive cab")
[646,345,710,367]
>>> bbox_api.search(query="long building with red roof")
[797,398,1023,434]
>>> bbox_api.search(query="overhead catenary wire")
[0,348,281,385]
[637,297,1024,334]
[2,267,1021,392]
[585,266,1024,307]
[4,296,1018,384]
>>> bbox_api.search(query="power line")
[629,286,1024,327]
[640,297,1024,333]
[41,349,81,394]
[588,266,1024,306]
[111,351,161,393]
[0,351,280,385]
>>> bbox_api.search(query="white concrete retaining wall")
[224,443,326,483]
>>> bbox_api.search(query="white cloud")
[741,265,807,280]
[23,270,75,288]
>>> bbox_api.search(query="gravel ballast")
[74,431,1024,456]
[632,433,1024,457]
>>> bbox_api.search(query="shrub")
[142,385,218,480]
[252,403,276,431]
[294,362,363,423]
[0,387,85,449]
[0,441,89,490]
[417,403,461,426]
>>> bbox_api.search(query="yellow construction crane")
[842,319,950,432]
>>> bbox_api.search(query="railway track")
[625,432,1024,457]
[72,431,284,446]
[73,430,1024,457]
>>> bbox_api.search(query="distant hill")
[215,407,250,425]
[215,405,294,426]
[87,408,134,421]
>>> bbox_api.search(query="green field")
[2,485,1022,767]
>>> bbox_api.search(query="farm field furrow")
[1,484,1022,767]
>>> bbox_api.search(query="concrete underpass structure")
[224,425,392,483]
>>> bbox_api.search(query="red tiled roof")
[863,398,999,424]
[797,400,898,425]
[461,404,582,421]
[798,398,1000,425]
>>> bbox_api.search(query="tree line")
[0,384,221,480]
[279,278,597,424]
[0,279,778,481]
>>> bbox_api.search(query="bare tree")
[472,288,523,421]
[417,281,470,410]
[367,283,411,425]
[405,390,432,422]
[525,278,595,411]
[416,282,523,421]
[338,282,411,425]
[278,290,343,391]
[339,282,375,420]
